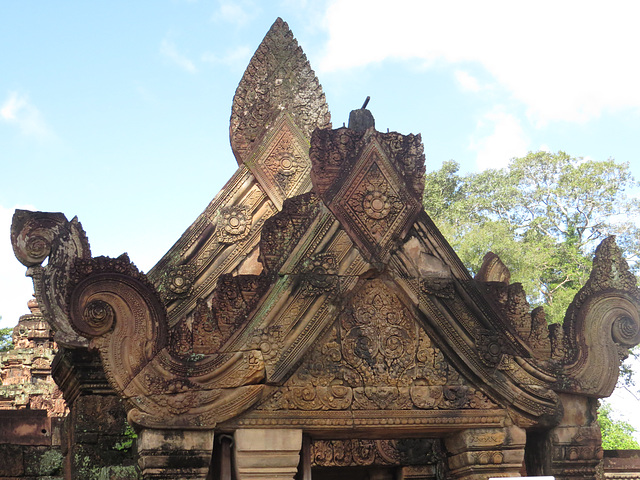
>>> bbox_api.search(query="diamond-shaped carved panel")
[330,141,421,264]
[246,115,312,210]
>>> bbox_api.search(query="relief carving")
[230,18,330,165]
[528,306,552,360]
[257,279,497,412]
[218,206,251,243]
[259,192,322,273]
[475,329,513,368]
[311,438,443,467]
[557,236,640,396]
[310,129,424,265]
[297,253,339,297]
[158,264,196,302]
[11,210,91,346]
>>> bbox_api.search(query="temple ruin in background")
[6,18,640,480]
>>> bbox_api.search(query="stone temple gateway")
[10,18,640,480]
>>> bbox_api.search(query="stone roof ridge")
[230,17,331,165]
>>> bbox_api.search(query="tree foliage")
[0,325,13,352]
[423,152,640,323]
[599,402,640,449]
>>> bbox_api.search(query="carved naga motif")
[12,211,267,428]
[11,210,91,347]
[557,236,640,396]
[472,237,640,398]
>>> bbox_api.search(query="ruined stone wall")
[0,299,66,415]
[0,299,139,479]
[0,410,64,479]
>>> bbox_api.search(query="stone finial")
[27,296,40,315]
[348,96,375,132]
[230,17,331,165]
[475,252,510,285]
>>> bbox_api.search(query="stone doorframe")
[134,426,531,480]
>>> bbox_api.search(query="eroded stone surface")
[7,17,640,480]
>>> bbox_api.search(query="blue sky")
[2,0,640,325]
[0,0,640,325]
[2,0,640,431]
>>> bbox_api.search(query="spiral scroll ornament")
[25,235,51,263]
[77,299,115,337]
[612,314,640,347]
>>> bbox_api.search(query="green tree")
[0,325,13,352]
[423,152,640,323]
[599,402,640,449]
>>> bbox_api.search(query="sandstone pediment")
[10,17,640,480]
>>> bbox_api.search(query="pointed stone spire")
[230,17,331,165]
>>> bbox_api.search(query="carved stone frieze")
[311,438,443,467]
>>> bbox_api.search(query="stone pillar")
[234,429,302,480]
[444,425,526,479]
[52,347,140,479]
[137,428,214,480]
[549,394,602,480]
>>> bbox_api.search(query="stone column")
[137,428,215,480]
[52,347,140,479]
[444,425,526,479]
[234,429,303,480]
[549,394,602,480]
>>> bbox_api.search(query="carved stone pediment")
[9,22,640,477]
[230,18,330,166]
[240,278,500,423]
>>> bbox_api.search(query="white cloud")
[212,1,255,26]
[454,70,481,93]
[469,107,530,170]
[201,45,252,68]
[0,205,38,329]
[320,0,640,124]
[160,39,197,73]
[1,92,54,139]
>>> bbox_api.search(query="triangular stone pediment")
[10,24,640,480]
[244,277,499,414]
